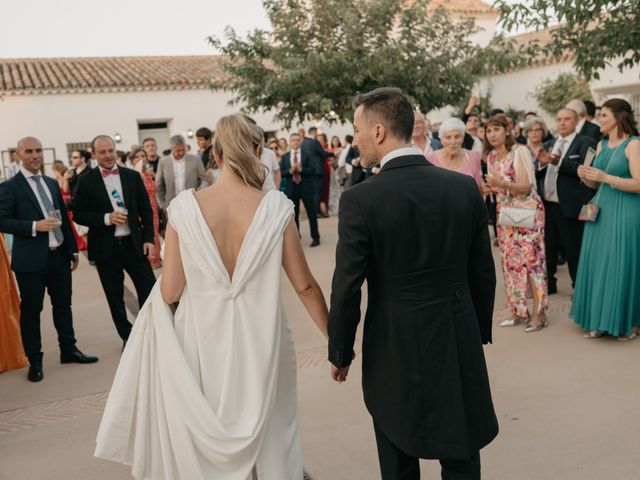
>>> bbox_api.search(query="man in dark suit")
[346,144,370,186]
[0,137,98,382]
[536,108,597,293]
[328,88,498,480]
[280,133,320,247]
[566,99,602,141]
[74,135,157,347]
[302,127,333,215]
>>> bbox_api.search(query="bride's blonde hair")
[213,114,268,190]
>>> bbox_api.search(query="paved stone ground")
[1,216,640,480]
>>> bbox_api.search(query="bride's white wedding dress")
[95,189,302,480]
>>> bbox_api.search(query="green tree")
[531,73,594,115]
[210,0,526,127]
[494,0,640,80]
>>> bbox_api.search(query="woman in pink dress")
[129,148,161,268]
[484,114,548,333]
[426,118,484,190]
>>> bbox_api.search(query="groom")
[328,88,498,479]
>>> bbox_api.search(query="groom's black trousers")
[374,422,481,480]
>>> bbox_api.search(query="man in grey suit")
[156,135,208,209]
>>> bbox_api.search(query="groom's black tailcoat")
[328,154,499,460]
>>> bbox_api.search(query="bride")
[95,114,329,479]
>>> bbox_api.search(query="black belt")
[114,236,132,245]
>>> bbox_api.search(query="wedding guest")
[584,100,598,123]
[67,149,92,198]
[0,137,98,382]
[0,233,28,373]
[6,150,21,179]
[156,135,208,209]
[196,127,213,170]
[318,133,332,217]
[116,151,130,169]
[412,111,441,156]
[327,136,343,215]
[574,98,640,340]
[280,133,320,247]
[566,99,601,140]
[142,138,161,174]
[74,135,157,348]
[336,135,354,190]
[267,137,281,160]
[485,114,549,332]
[261,139,281,191]
[278,137,289,154]
[302,127,333,217]
[129,148,161,268]
[426,118,484,190]
[523,117,549,160]
[536,108,597,293]
[53,162,86,251]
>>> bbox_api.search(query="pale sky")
[0,0,271,58]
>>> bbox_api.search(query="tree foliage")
[210,0,527,127]
[494,0,640,80]
[532,73,594,115]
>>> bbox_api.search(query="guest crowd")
[1,95,639,382]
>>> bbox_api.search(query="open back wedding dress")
[95,189,302,479]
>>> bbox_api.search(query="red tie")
[102,168,120,177]
[292,151,301,185]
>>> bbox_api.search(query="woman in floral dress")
[129,148,161,268]
[485,114,548,332]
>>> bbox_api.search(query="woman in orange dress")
[129,148,161,268]
[0,234,28,372]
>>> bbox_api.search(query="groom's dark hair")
[352,87,414,142]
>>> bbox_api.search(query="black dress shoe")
[28,362,44,382]
[310,239,320,247]
[548,284,558,295]
[60,349,99,364]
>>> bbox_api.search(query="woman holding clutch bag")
[573,98,640,340]
[485,114,549,332]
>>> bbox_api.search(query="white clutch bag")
[498,205,536,229]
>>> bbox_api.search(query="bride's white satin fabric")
[95,189,302,479]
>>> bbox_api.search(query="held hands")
[36,218,62,232]
[330,350,356,383]
[143,243,155,259]
[578,165,607,183]
[109,212,128,226]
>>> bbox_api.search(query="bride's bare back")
[194,183,265,282]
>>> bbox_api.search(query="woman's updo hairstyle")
[213,114,268,190]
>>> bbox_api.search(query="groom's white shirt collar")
[380,147,422,168]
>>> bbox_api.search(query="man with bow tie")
[74,135,157,349]
[0,137,98,382]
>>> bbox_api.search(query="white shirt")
[576,118,587,135]
[101,167,132,237]
[471,136,483,154]
[172,155,187,195]
[412,137,433,157]
[380,147,422,169]
[260,148,280,191]
[542,132,577,203]
[20,167,62,248]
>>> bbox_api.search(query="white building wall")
[0,88,352,171]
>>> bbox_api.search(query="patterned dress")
[140,170,161,268]
[488,146,548,319]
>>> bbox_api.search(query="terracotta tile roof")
[427,0,497,15]
[0,56,227,96]
[507,27,575,69]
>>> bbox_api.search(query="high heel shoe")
[500,315,527,327]
[524,314,548,333]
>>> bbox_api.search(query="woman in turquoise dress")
[573,98,640,340]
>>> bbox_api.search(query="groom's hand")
[331,365,350,383]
